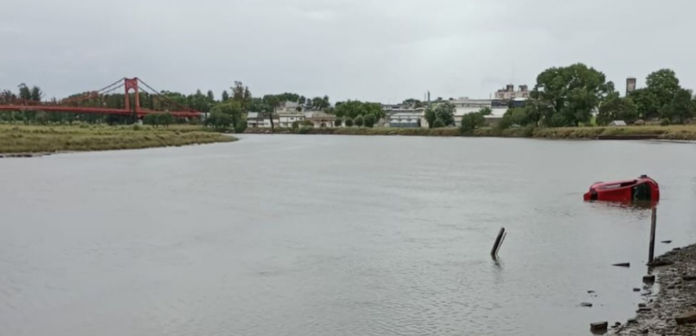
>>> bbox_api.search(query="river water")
[1,135,696,336]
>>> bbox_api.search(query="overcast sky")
[1,0,694,103]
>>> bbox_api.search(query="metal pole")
[648,207,657,264]
[491,227,506,258]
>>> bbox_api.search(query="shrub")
[334,118,343,127]
[364,114,375,128]
[234,120,247,133]
[354,116,364,127]
[298,126,312,134]
[291,121,300,130]
[432,119,445,128]
[345,118,354,127]
[660,118,670,126]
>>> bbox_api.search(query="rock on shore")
[612,244,696,336]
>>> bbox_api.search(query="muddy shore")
[610,244,696,335]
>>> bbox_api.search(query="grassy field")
[0,124,235,154]
[246,125,696,140]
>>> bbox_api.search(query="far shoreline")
[244,125,696,141]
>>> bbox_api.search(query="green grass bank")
[0,124,234,154]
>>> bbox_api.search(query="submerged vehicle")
[583,175,660,203]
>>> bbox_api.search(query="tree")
[292,121,300,130]
[159,113,174,127]
[30,86,43,102]
[299,96,307,105]
[311,96,330,110]
[18,84,31,100]
[345,118,354,127]
[403,98,425,108]
[143,113,160,127]
[221,90,229,102]
[206,111,233,130]
[364,114,375,128]
[262,95,279,132]
[460,113,485,134]
[597,93,639,126]
[478,107,492,116]
[425,102,455,127]
[661,88,695,124]
[334,118,343,127]
[531,63,613,126]
[232,81,252,111]
[432,119,445,128]
[207,90,215,102]
[631,69,683,120]
[210,100,245,131]
[354,116,364,127]
[424,108,436,128]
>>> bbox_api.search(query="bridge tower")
[124,78,140,116]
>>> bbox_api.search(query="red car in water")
[583,175,660,203]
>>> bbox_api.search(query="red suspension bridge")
[0,78,201,119]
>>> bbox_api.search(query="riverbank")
[245,125,696,140]
[611,244,696,335]
[0,124,234,154]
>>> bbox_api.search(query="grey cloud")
[1,0,694,103]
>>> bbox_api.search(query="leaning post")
[648,207,657,264]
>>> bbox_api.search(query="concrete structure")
[278,112,305,128]
[495,84,530,100]
[626,78,637,95]
[386,108,423,128]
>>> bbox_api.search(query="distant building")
[449,98,507,127]
[305,111,336,128]
[277,101,303,113]
[494,84,530,100]
[278,112,305,128]
[626,78,637,95]
[609,120,627,127]
[247,112,278,128]
[386,108,423,128]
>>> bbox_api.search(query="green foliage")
[597,93,639,126]
[661,88,695,124]
[432,119,445,128]
[311,96,331,110]
[334,100,384,121]
[363,114,375,128]
[354,116,364,127]
[221,90,229,102]
[205,111,233,130]
[499,107,533,129]
[531,63,613,126]
[549,113,569,127]
[158,113,174,127]
[402,98,425,108]
[301,120,314,127]
[143,114,159,126]
[232,81,252,111]
[460,113,485,134]
[298,126,312,134]
[478,107,493,116]
[292,121,300,130]
[345,118,354,127]
[425,102,455,128]
[234,119,247,133]
[334,118,343,127]
[660,118,671,126]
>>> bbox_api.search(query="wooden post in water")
[648,207,657,264]
[491,227,506,258]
